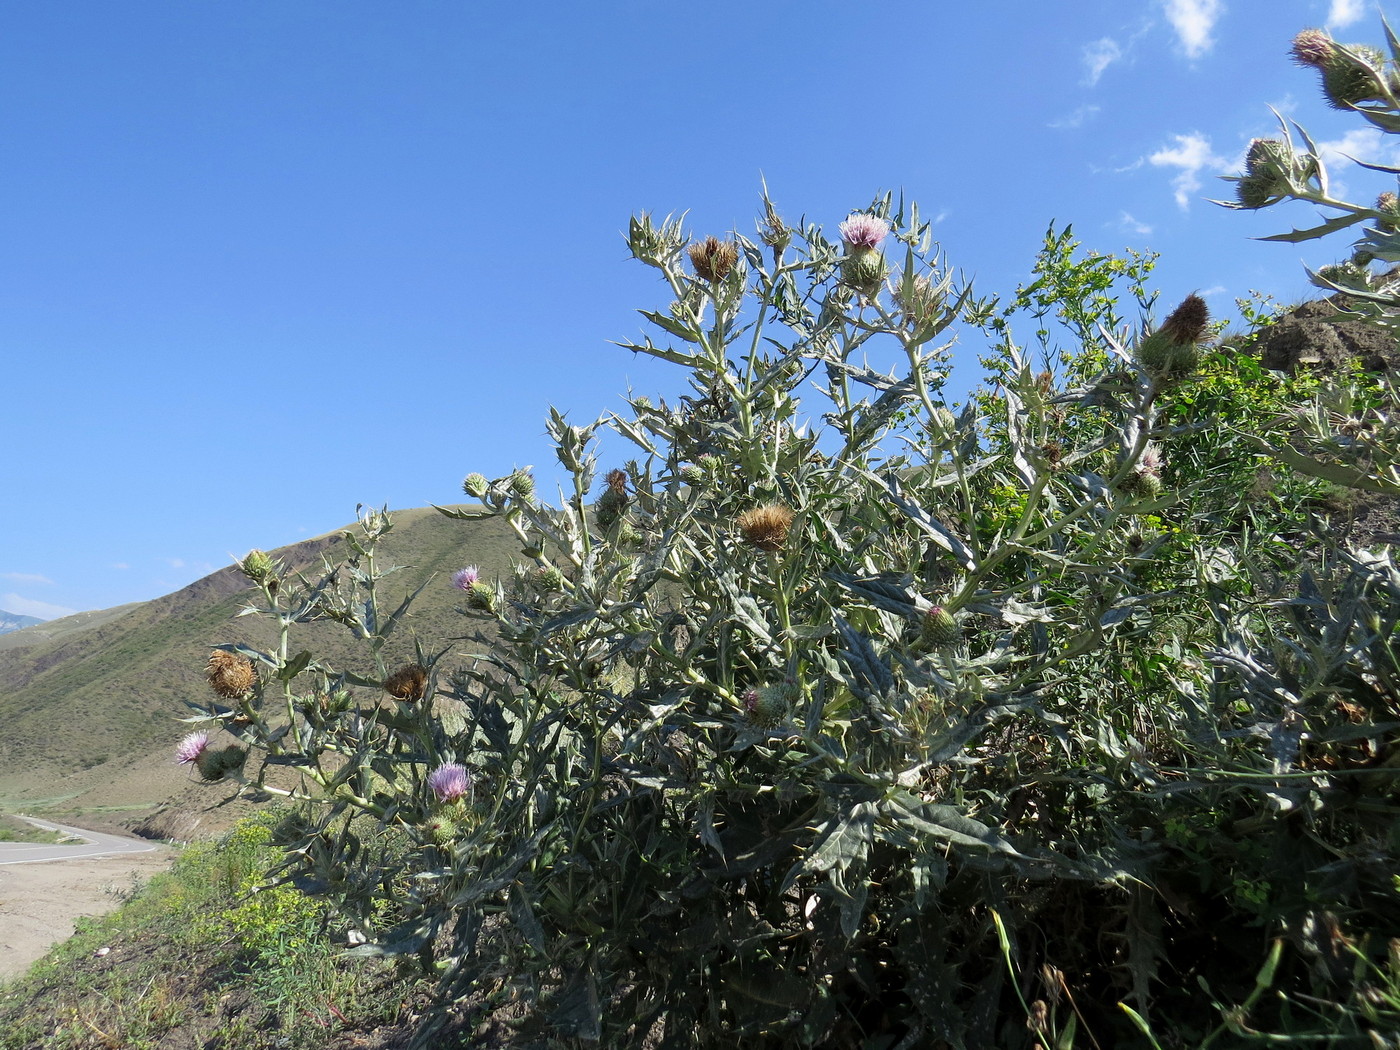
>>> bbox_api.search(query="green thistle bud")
[1120,470,1163,500]
[465,581,496,611]
[841,249,887,295]
[742,682,795,728]
[919,606,961,649]
[595,488,629,530]
[679,463,707,486]
[509,470,535,500]
[533,564,566,591]
[424,815,460,847]
[1137,294,1207,383]
[239,549,276,583]
[1319,44,1388,109]
[462,473,490,499]
[1235,173,1276,210]
[195,744,247,783]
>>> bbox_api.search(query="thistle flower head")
[452,566,480,590]
[742,683,792,728]
[239,549,276,583]
[919,606,961,648]
[605,467,629,496]
[1140,444,1165,476]
[384,664,428,702]
[1159,293,1210,346]
[175,730,210,765]
[688,236,740,282]
[839,214,890,251]
[1291,28,1335,68]
[427,761,471,804]
[206,649,257,699]
[736,503,795,553]
[465,580,496,611]
[462,473,490,499]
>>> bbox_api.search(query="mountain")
[0,505,519,833]
[0,611,44,635]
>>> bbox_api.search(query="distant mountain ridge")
[0,610,44,635]
[0,505,516,827]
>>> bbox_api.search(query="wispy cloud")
[1148,132,1228,209]
[112,562,130,570]
[1119,212,1154,235]
[1313,126,1400,197]
[1,593,77,620]
[165,557,186,569]
[1083,38,1123,86]
[1327,0,1365,29]
[1,571,53,585]
[1050,104,1101,130]
[1163,0,1223,58]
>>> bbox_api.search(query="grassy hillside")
[0,505,521,826]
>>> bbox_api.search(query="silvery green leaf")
[876,472,977,571]
[1256,210,1369,243]
[835,615,895,698]
[999,600,1053,626]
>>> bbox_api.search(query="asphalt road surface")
[0,817,157,866]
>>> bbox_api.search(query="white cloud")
[1,593,77,620]
[165,557,186,569]
[1083,38,1123,85]
[1119,212,1154,235]
[1313,126,1400,197]
[0,572,53,585]
[1050,104,1101,130]
[1163,0,1223,58]
[1327,0,1365,29]
[112,562,130,570]
[1148,132,1228,209]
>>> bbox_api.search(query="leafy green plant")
[155,171,1400,1049]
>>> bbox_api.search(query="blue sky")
[2,0,1394,619]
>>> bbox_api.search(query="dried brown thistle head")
[206,649,257,699]
[1159,293,1209,346]
[736,503,795,553]
[384,664,428,702]
[688,237,739,282]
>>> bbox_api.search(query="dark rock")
[1250,296,1400,374]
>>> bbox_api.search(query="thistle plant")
[1218,18,1400,494]
[182,187,1400,1047]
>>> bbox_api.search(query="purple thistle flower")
[175,730,210,765]
[452,566,480,590]
[427,762,470,804]
[839,214,890,251]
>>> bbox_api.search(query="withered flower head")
[736,503,795,553]
[1158,293,1209,346]
[688,236,740,282]
[384,664,428,702]
[605,467,629,496]
[206,649,257,699]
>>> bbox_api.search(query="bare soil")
[0,846,175,981]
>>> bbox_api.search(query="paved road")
[0,817,157,866]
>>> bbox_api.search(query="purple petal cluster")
[452,566,480,590]
[176,730,210,765]
[839,214,890,251]
[427,761,470,804]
